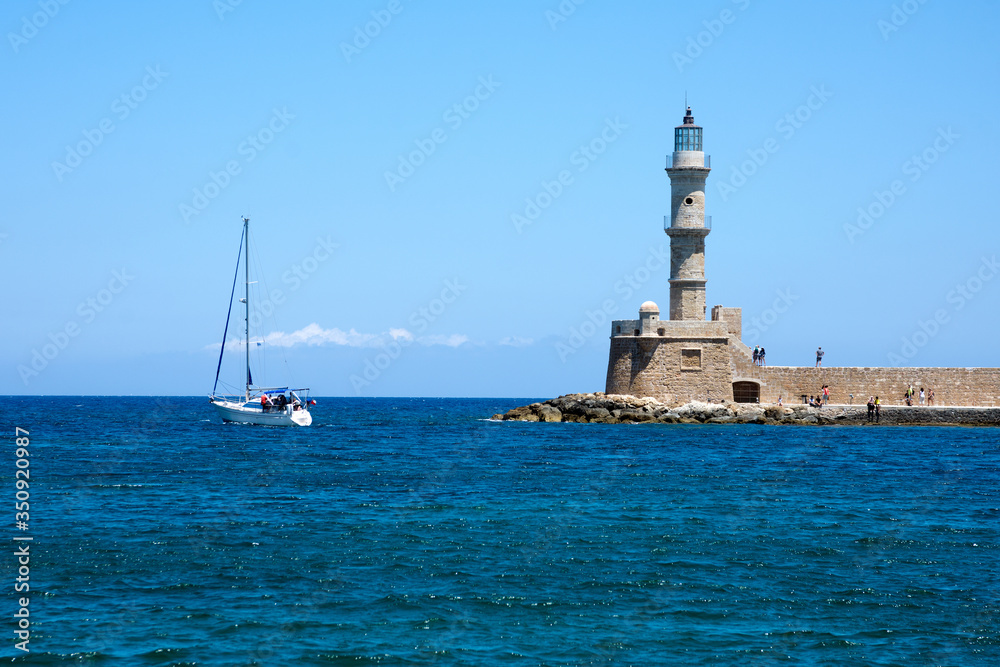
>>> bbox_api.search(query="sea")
[3,396,998,665]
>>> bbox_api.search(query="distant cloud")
[208,323,468,350]
[388,328,413,342]
[419,334,469,348]
[499,336,534,347]
[264,323,379,348]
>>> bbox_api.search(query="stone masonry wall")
[606,321,733,405]
[742,365,1000,407]
[667,170,708,229]
[611,320,640,336]
[669,283,706,322]
[608,307,1000,408]
[711,306,742,340]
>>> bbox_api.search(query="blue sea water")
[2,396,999,665]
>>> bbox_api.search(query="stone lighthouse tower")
[605,105,741,404]
[665,106,711,321]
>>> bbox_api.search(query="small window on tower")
[684,197,694,205]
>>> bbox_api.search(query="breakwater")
[492,393,1000,426]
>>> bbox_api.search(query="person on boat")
[261,393,271,412]
[275,393,287,410]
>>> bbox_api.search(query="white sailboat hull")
[211,399,312,426]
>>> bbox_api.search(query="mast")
[244,216,250,403]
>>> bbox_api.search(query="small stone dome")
[639,301,659,314]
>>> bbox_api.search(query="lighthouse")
[665,106,711,321]
[606,104,742,404]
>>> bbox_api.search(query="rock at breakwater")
[490,393,1000,427]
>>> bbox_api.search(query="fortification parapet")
[611,319,640,337]
[711,305,742,341]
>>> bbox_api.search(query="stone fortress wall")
[606,320,734,405]
[737,364,1000,408]
[607,301,1000,407]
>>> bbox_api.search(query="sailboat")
[209,217,313,426]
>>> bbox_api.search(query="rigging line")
[213,225,246,396]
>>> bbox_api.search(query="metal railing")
[665,154,711,169]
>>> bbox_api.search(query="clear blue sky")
[3,0,999,396]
